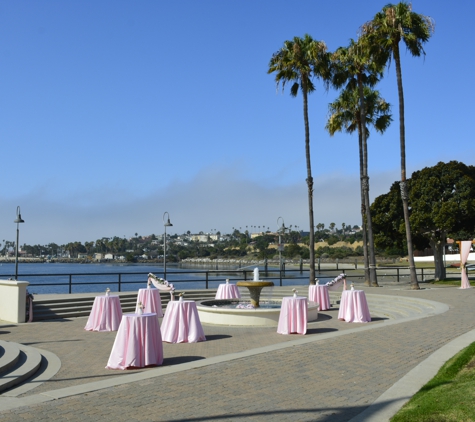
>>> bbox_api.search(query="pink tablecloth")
[161,300,206,343]
[277,296,307,335]
[215,283,241,299]
[308,285,330,311]
[338,290,371,323]
[106,313,163,370]
[85,295,123,332]
[136,288,163,317]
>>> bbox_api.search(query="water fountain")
[196,267,319,327]
[235,267,274,307]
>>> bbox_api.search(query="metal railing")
[0,268,312,294]
[0,265,456,294]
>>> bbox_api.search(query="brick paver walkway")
[1,284,474,421]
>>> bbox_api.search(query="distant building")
[190,234,209,243]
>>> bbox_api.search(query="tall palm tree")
[364,2,435,289]
[268,34,331,285]
[326,85,392,285]
[331,38,386,286]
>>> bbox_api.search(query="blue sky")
[0,1,473,245]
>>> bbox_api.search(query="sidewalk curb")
[350,329,475,421]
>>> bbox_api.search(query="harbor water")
[0,262,323,295]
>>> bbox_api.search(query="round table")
[308,285,330,311]
[85,295,123,332]
[277,296,307,335]
[161,300,206,343]
[215,283,241,299]
[338,290,371,323]
[136,288,163,317]
[106,313,163,369]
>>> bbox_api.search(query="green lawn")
[391,342,475,421]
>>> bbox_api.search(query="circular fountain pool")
[196,299,319,327]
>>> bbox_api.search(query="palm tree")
[326,84,392,285]
[364,2,435,289]
[268,34,331,284]
[330,37,387,287]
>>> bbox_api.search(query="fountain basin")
[236,281,275,307]
[196,299,319,327]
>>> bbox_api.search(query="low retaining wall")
[414,253,475,263]
[0,279,29,323]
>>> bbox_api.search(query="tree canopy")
[371,161,475,279]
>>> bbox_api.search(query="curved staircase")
[0,340,60,396]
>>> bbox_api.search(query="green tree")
[364,2,435,289]
[268,34,331,285]
[284,243,302,258]
[371,161,475,280]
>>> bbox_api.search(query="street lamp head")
[277,216,287,233]
[14,206,24,224]
[163,211,173,227]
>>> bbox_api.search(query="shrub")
[327,235,340,246]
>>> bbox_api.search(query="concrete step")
[0,342,42,394]
[0,340,21,375]
[31,290,219,320]
[29,286,439,321]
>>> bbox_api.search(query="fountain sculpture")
[235,267,274,308]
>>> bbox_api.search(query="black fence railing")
[1,268,312,294]
[0,266,455,295]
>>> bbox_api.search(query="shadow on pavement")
[163,355,206,366]
[202,334,232,341]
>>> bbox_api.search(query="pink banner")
[460,240,472,289]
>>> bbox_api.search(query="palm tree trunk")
[363,174,379,286]
[357,77,378,287]
[302,85,316,284]
[393,43,419,289]
[358,128,370,285]
[429,236,447,281]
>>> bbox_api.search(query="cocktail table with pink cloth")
[161,300,206,343]
[277,296,307,335]
[338,290,371,323]
[136,288,164,317]
[84,295,123,332]
[215,283,241,299]
[106,313,164,370]
[308,285,330,311]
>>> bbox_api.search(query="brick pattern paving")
[0,286,474,421]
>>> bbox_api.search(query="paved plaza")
[1,282,475,421]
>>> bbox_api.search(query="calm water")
[0,262,321,295]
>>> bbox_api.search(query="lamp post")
[277,217,287,272]
[163,212,173,279]
[14,206,25,280]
